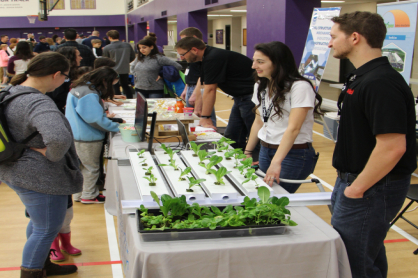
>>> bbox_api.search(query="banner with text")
[0,0,38,16]
[299,7,341,92]
[377,3,418,84]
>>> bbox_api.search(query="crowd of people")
[0,11,416,278]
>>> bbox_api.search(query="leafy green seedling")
[143,173,157,186]
[199,155,223,174]
[179,167,191,181]
[224,149,235,160]
[208,166,231,185]
[186,176,206,192]
[242,168,259,188]
[197,150,215,165]
[233,149,247,168]
[190,141,206,157]
[217,145,229,152]
[139,158,148,166]
[137,149,146,158]
[143,166,153,175]
[159,159,180,171]
[160,143,179,161]
[238,157,253,175]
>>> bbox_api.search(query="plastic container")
[119,124,140,143]
[137,209,287,242]
[175,100,184,113]
[183,107,194,119]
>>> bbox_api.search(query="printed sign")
[0,0,38,16]
[377,3,418,84]
[299,7,341,92]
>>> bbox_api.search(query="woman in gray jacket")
[130,37,182,98]
[0,52,83,277]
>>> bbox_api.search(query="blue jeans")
[258,144,317,193]
[186,85,217,127]
[7,183,68,269]
[331,174,410,278]
[224,94,260,160]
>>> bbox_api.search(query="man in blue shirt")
[82,31,106,49]
[33,36,50,54]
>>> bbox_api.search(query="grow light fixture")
[208,15,233,17]
[321,1,345,3]
[230,10,246,12]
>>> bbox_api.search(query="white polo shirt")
[252,80,316,145]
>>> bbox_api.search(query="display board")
[299,7,341,91]
[377,2,418,84]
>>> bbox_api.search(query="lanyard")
[261,90,274,123]
[337,74,356,115]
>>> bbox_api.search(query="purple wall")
[247,0,320,64]
[128,0,318,60]
[0,15,126,41]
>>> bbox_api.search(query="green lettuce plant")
[178,167,192,181]
[143,166,153,175]
[137,149,146,158]
[242,168,259,188]
[199,155,223,174]
[238,157,253,175]
[139,158,148,166]
[143,173,157,186]
[186,176,206,192]
[159,159,180,171]
[233,149,247,168]
[160,143,179,161]
[197,150,215,165]
[208,166,231,185]
[190,141,206,157]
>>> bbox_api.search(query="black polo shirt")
[185,62,201,86]
[200,46,254,97]
[332,56,417,175]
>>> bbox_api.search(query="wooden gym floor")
[0,90,418,277]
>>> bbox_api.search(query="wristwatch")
[201,115,211,119]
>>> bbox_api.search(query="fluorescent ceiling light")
[208,14,233,17]
[321,1,345,2]
[168,21,177,23]
[230,10,246,12]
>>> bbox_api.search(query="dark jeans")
[331,174,410,278]
[135,88,164,98]
[186,85,217,127]
[114,73,134,99]
[258,144,317,193]
[224,94,259,161]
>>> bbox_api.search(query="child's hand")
[115,101,124,106]
[107,113,116,118]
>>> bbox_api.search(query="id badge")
[185,69,189,75]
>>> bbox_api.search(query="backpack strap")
[0,86,39,143]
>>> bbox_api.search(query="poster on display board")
[299,7,341,92]
[377,2,418,85]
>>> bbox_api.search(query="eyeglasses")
[61,72,70,82]
[179,49,191,57]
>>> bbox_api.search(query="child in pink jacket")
[0,44,10,84]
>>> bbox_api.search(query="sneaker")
[81,194,106,204]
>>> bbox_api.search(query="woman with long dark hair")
[245,41,322,193]
[130,37,182,98]
[65,66,121,204]
[7,41,34,76]
[0,52,82,277]
[46,46,82,114]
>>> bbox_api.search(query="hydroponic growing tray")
[136,209,287,242]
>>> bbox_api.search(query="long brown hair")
[57,46,78,81]
[253,41,322,120]
[71,67,118,100]
[10,52,70,85]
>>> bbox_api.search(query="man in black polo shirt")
[175,37,256,152]
[178,27,216,126]
[328,12,416,278]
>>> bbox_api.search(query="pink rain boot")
[59,232,81,256]
[50,236,65,262]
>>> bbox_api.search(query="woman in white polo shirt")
[245,41,322,193]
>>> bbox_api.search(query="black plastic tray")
[136,208,287,241]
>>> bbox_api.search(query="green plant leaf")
[257,186,270,203]
[150,191,161,207]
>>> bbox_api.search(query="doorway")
[225,25,231,50]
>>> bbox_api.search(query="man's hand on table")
[199,118,217,131]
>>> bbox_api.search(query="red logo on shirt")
[347,89,354,95]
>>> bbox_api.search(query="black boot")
[44,250,77,276]
[20,267,46,278]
